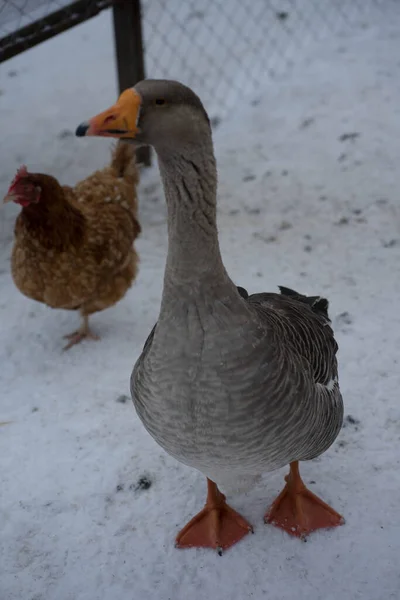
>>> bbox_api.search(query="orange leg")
[63,315,100,351]
[265,461,344,539]
[176,479,253,554]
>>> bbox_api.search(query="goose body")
[132,286,342,492]
[78,79,344,551]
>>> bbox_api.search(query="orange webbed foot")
[265,462,344,539]
[176,479,253,554]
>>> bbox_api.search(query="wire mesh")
[0,0,392,118]
[0,1,112,62]
[141,0,386,117]
[0,0,108,34]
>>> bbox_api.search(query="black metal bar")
[112,0,151,166]
[0,0,112,64]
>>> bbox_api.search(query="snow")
[1,3,400,599]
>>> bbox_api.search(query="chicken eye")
[155,98,166,106]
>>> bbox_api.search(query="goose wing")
[245,285,339,389]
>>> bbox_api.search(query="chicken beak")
[75,88,141,139]
[3,192,16,204]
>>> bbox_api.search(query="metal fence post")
[112,0,151,166]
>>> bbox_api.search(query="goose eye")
[155,98,166,106]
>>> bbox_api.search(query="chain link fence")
[0,0,391,125]
[144,0,391,118]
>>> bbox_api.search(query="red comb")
[17,165,28,177]
[9,165,28,192]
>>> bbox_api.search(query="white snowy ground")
[1,4,400,600]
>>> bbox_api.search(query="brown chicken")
[3,142,141,349]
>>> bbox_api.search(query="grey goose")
[76,80,344,554]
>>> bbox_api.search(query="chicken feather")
[4,142,141,349]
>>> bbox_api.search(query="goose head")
[75,79,211,152]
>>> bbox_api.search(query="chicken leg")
[175,479,253,554]
[63,314,99,350]
[265,461,344,538]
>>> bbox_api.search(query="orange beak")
[75,88,141,139]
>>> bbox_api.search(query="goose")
[76,80,344,553]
